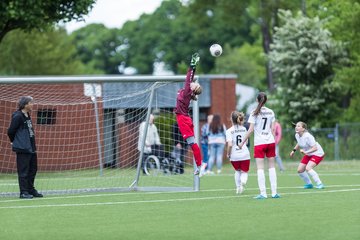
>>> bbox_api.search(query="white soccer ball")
[209,43,222,57]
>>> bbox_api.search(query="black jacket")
[172,123,186,147]
[7,110,36,153]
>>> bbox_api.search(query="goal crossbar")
[0,75,193,84]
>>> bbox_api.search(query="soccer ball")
[209,43,222,57]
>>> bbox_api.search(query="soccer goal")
[0,75,200,197]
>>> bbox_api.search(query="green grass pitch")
[0,160,359,240]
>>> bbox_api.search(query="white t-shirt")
[247,106,275,146]
[138,122,161,153]
[295,132,324,156]
[226,125,250,161]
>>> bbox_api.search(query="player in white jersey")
[239,92,279,199]
[226,111,251,194]
[290,121,325,189]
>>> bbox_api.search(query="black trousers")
[16,153,38,194]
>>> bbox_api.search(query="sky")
[64,0,163,32]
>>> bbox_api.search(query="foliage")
[186,0,256,73]
[155,112,177,153]
[213,43,266,89]
[118,0,257,74]
[0,28,94,75]
[0,0,95,43]
[310,0,360,122]
[268,10,348,127]
[119,0,190,74]
[1,0,360,127]
[70,24,123,74]
[118,0,214,74]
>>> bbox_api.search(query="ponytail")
[253,92,267,116]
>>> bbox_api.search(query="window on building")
[37,109,56,125]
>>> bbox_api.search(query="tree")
[309,0,360,122]
[0,0,95,43]
[119,0,199,74]
[71,24,124,74]
[213,43,266,89]
[186,0,256,73]
[118,0,258,74]
[268,10,348,127]
[189,0,302,90]
[0,28,94,75]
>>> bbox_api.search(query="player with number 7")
[239,92,280,199]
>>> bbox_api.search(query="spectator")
[207,114,226,174]
[171,122,188,174]
[274,120,285,172]
[138,114,164,172]
[7,96,43,199]
[200,114,213,176]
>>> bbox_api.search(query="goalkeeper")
[174,53,203,175]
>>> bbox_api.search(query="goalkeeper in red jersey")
[174,53,203,175]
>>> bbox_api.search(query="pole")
[193,98,200,191]
[91,84,103,176]
[334,123,339,160]
[130,84,156,188]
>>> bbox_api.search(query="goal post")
[0,75,200,197]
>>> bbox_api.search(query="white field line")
[0,187,359,209]
[0,183,18,186]
[1,184,360,204]
[0,172,359,185]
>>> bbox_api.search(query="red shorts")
[254,143,276,158]
[231,160,250,172]
[176,114,194,140]
[301,155,324,165]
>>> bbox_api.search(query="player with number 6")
[226,111,251,195]
[239,92,280,199]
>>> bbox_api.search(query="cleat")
[190,53,200,67]
[316,184,325,189]
[254,194,267,199]
[236,185,244,194]
[304,183,313,189]
[272,194,281,198]
[199,163,207,177]
[206,170,215,175]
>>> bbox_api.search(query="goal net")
[0,76,200,197]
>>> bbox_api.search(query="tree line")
[0,0,359,127]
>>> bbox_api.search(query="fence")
[279,123,360,161]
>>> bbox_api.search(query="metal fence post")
[334,123,339,160]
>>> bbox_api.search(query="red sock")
[191,143,202,167]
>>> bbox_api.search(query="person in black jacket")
[171,122,188,174]
[7,96,43,199]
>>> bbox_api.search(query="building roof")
[103,77,212,109]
